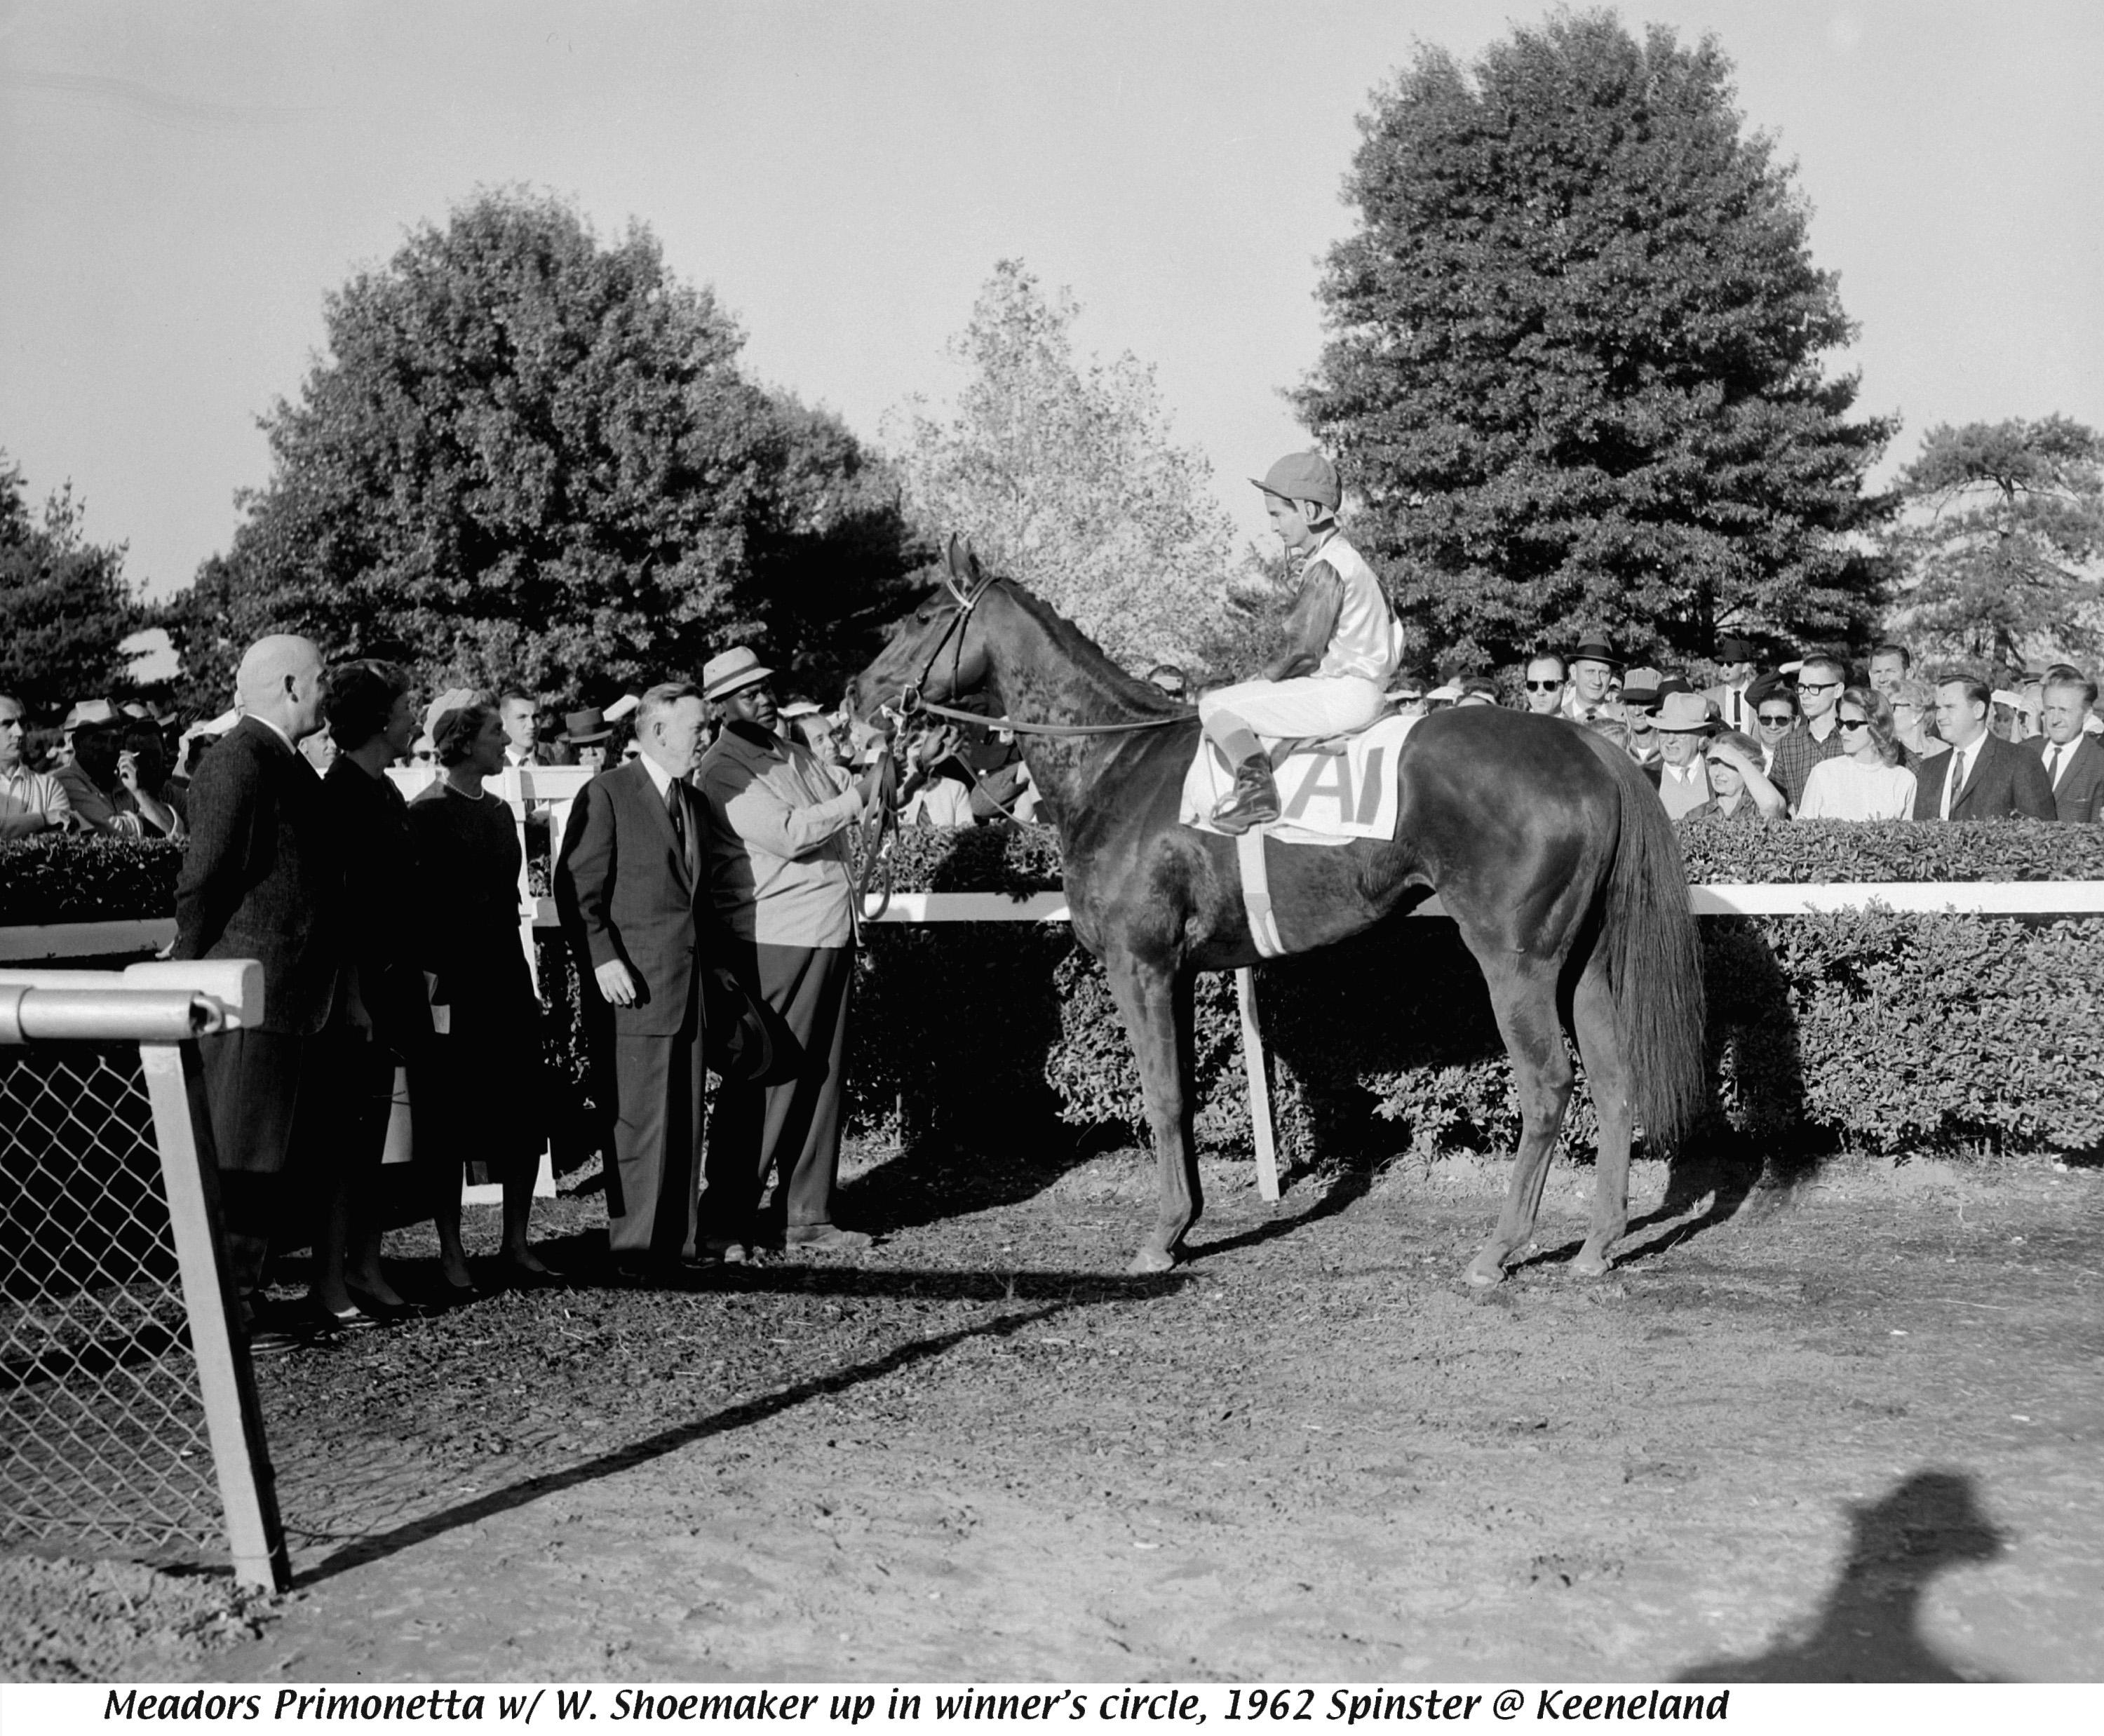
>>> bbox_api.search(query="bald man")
[173,635,346,1326]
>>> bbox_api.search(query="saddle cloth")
[1180,711,1417,846]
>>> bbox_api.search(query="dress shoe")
[783,1225,872,1255]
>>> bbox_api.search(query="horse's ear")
[945,533,974,586]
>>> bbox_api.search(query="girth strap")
[1238,827,1286,959]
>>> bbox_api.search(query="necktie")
[1945,750,1967,819]
[666,779,693,875]
[2047,746,2064,788]
[1730,690,1741,728]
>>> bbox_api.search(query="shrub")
[9,821,2103,1163]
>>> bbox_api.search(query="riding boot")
[1211,753,1281,835]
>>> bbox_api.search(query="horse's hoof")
[1128,1246,1176,1276]
[1464,1258,1506,1288]
[1572,1250,1613,1279]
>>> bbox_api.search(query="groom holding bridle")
[1199,452,1405,833]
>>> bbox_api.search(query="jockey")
[1199,452,1403,833]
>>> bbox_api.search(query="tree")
[1297,11,1896,670]
[886,261,1236,668]
[1882,417,2104,671]
[0,454,140,718]
[161,189,917,712]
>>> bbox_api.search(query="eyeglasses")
[1524,679,1563,692]
[1755,712,1793,727]
[1795,679,1840,692]
[1837,717,1871,732]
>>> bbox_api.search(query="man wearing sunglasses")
[1520,652,1567,717]
[1700,636,1762,732]
[1746,680,1797,777]
[1560,638,1620,723]
[1768,654,1851,810]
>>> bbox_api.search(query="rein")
[893,570,1194,739]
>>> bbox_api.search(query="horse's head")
[851,534,1000,727]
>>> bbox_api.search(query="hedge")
[8,822,2104,1164]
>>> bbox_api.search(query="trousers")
[703,942,854,1242]
[607,1006,706,1260]
[1199,675,1385,752]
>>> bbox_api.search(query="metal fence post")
[136,1042,290,1592]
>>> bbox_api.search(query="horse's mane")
[985,577,1192,720]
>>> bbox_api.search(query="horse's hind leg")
[1464,957,1574,1288]
[1569,958,1633,1278]
[1103,948,1201,1274]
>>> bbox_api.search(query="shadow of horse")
[1676,1469,2007,1681]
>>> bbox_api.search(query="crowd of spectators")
[1375,637,2091,825]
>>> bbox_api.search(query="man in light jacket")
[695,647,877,1258]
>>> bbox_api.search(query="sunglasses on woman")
[1837,716,1871,732]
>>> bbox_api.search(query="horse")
[851,538,1706,1284]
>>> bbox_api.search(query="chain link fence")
[0,1039,228,1556]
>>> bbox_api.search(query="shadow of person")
[1678,1469,2007,1682]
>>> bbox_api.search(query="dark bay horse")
[852,540,1706,1284]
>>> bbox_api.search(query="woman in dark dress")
[406,699,550,1286]
[313,660,429,1325]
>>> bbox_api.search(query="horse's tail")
[1593,750,1707,1149]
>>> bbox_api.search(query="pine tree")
[1882,417,2104,671]
[1297,11,1895,670]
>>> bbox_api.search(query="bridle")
[854,569,1193,922]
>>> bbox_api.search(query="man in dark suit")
[554,681,712,1270]
[1700,635,1762,733]
[1913,675,2056,821]
[2029,671,2104,822]
[172,634,343,1317]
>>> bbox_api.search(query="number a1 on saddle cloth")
[1179,711,1417,847]
[1178,711,1419,960]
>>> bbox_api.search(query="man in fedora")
[560,706,614,774]
[1701,635,1762,732]
[695,646,877,1258]
[1560,638,1621,723]
[555,680,715,1272]
[1652,691,1717,819]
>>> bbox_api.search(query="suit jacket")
[554,758,708,1037]
[1700,682,1755,733]
[2028,734,2104,823]
[1910,731,2056,822]
[172,717,343,1035]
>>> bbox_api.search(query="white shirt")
[1798,757,1917,823]
[1939,736,1983,820]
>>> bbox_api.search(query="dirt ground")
[8,1139,2103,1683]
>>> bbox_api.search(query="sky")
[2,0,2100,611]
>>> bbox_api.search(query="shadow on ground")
[1678,1469,2007,1681]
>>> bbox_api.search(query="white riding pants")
[1199,676,1385,760]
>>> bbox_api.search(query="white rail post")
[1235,966,1280,1202]
[137,1038,290,1592]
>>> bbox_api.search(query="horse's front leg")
[1102,949,1201,1274]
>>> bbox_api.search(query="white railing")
[0,959,286,1592]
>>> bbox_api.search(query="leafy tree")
[0,454,140,718]
[886,261,1236,668]
[1297,10,1896,670]
[161,189,917,712]
[1882,417,2104,670]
